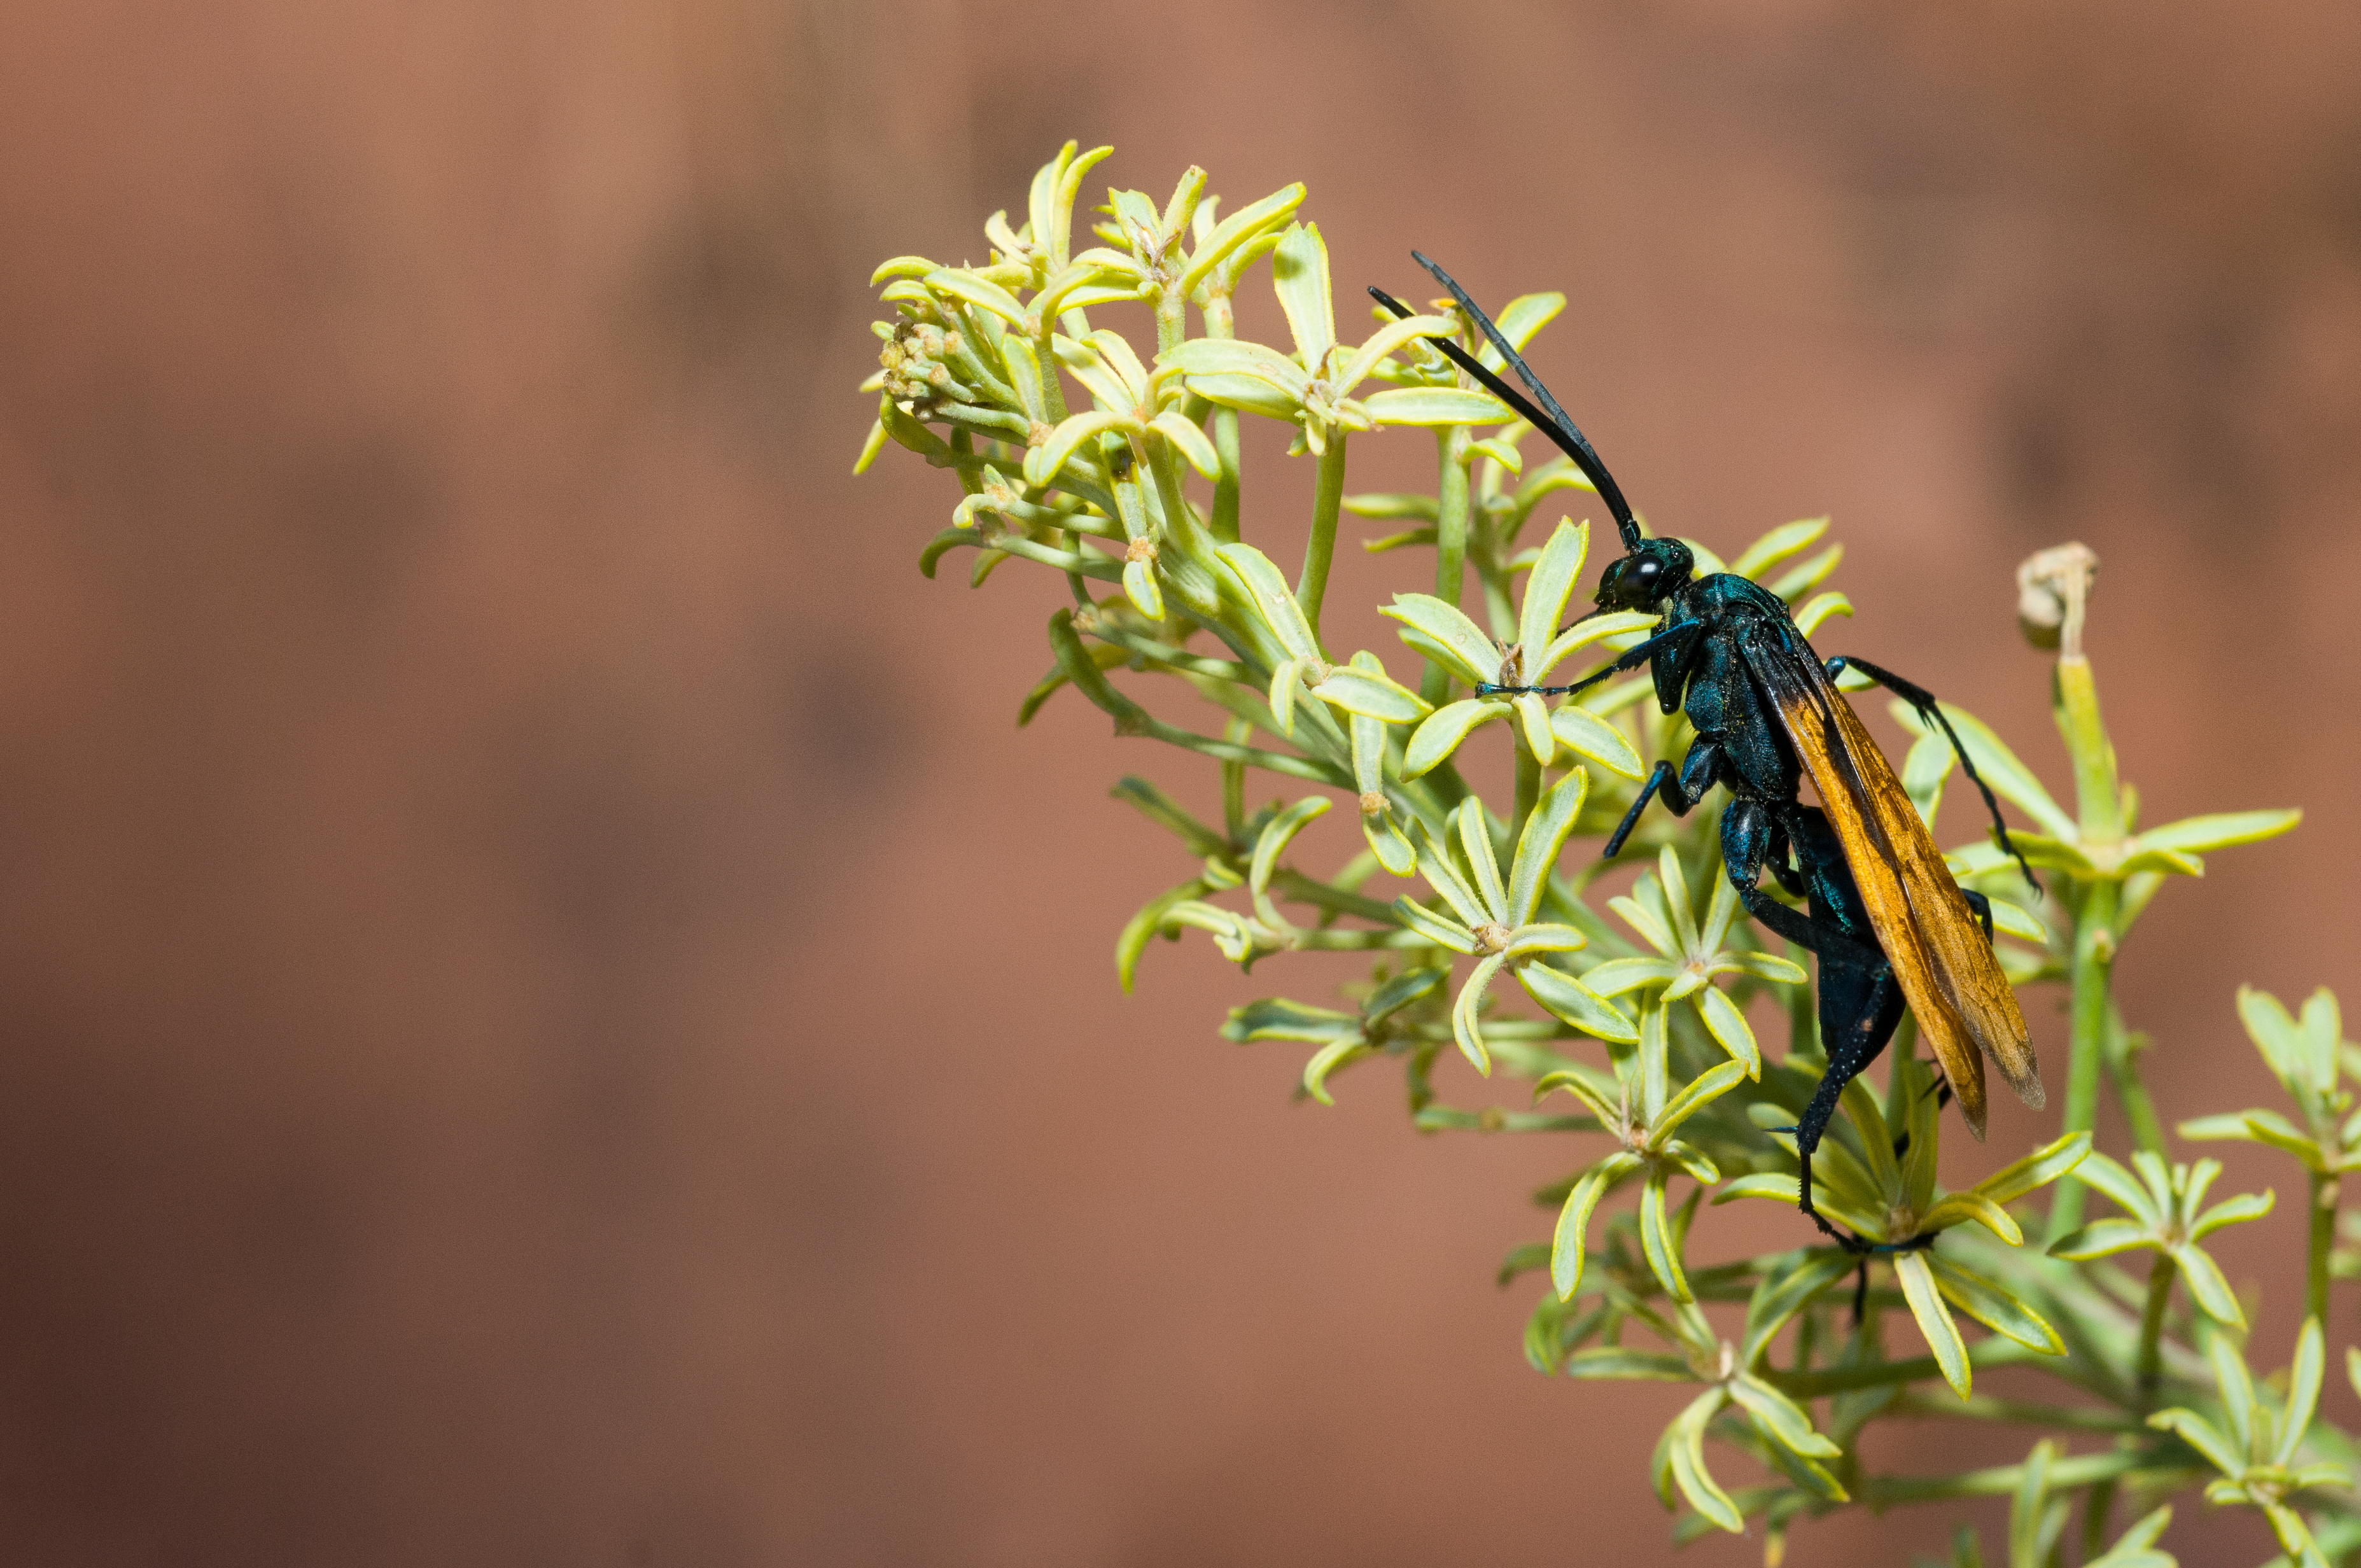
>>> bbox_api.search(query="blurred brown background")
[0,1,2355,1563]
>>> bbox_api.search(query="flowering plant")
[860,145,2346,1565]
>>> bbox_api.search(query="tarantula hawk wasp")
[1370,254,2044,1251]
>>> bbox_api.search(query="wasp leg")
[1822,654,2038,893]
[1793,961,1916,1253]
[1602,739,1721,858]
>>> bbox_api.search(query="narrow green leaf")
[1548,705,1644,778]
[2214,1331,2259,1458]
[1452,955,1508,1074]
[1248,795,1333,909]
[1791,591,1853,638]
[1511,692,1555,765]
[1518,519,1591,661]
[1148,409,1221,478]
[1505,923,1585,958]
[1508,768,1588,924]
[1739,1249,1856,1367]
[1476,291,1566,363]
[1582,956,1679,994]
[2135,809,2301,855]
[1668,1390,1744,1534]
[1653,1060,1751,1139]
[1268,655,1310,737]
[1566,1345,1690,1380]
[1552,1157,1631,1299]
[1301,1037,1369,1106]
[1693,987,1762,1079]
[2274,1317,2325,1466]
[2175,1111,2263,1143]
[1109,777,1230,857]
[1312,666,1431,724]
[1924,1191,2023,1245]
[1713,1173,1802,1205]
[2192,1188,2275,1241]
[1727,517,1830,580]
[1364,386,1517,426]
[1729,1373,1840,1459]
[1896,1251,1972,1398]
[1889,699,2077,841]
[1927,1254,2063,1354]
[2145,1408,2243,1476]
[1026,409,1128,487]
[2010,1439,2057,1568]
[1382,593,1500,687]
[1538,608,1656,673]
[2070,1151,2161,1223]
[923,267,1028,326]
[1842,1074,1900,1197]
[1217,542,1322,661]
[1403,699,1508,777]
[1639,1168,1691,1302]
[1271,223,1335,368]
[1116,878,1210,991]
[1454,798,1508,923]
[1975,1133,2092,1206]
[2172,1244,2246,1327]
[1121,555,1163,619]
[2046,1219,2156,1261]
[1517,962,1639,1043]
[1183,372,1301,420]
[1392,895,1477,953]
[1335,312,1457,395]
[1534,1063,1623,1124]
[1220,996,1357,1046]
[1987,898,2047,944]
[1175,182,1305,297]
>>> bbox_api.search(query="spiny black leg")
[1823,654,2040,895]
[1851,1257,1870,1327]
[1476,621,1690,700]
[1603,760,1676,857]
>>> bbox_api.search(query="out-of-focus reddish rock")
[0,2,2348,1564]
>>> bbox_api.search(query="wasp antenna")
[1368,284,1641,550]
[1408,252,1643,552]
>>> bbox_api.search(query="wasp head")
[1594,538,1692,610]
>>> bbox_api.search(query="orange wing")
[1744,643,2040,1140]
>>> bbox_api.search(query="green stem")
[2133,1249,2173,1409]
[1512,745,1542,848]
[1420,426,1473,706]
[2082,1478,2117,1562]
[1771,1335,2047,1397]
[1886,1392,2143,1434]
[1296,433,1348,649]
[1200,295,1242,542]
[1138,717,1349,785]
[1154,288,1187,357]
[2308,1169,2338,1325]
[1860,1449,2163,1507]
[2102,998,2167,1157]
[2048,876,2120,1244]
[1221,718,1248,837]
[2053,655,2124,838]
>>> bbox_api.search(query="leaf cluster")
[860,144,2348,1564]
